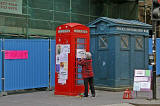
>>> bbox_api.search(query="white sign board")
[134,70,145,76]
[0,0,22,14]
[133,70,151,91]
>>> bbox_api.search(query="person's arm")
[77,59,86,66]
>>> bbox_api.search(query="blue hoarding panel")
[149,38,160,75]
[156,39,160,75]
[50,40,55,87]
[0,39,2,91]
[4,39,49,91]
[149,38,152,54]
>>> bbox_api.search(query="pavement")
[0,90,159,106]
[0,78,160,106]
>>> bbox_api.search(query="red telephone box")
[54,23,90,96]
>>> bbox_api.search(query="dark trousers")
[84,77,95,97]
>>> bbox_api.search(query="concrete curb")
[101,103,134,106]
[95,86,133,92]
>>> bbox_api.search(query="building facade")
[0,0,139,38]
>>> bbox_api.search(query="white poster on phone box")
[76,49,86,58]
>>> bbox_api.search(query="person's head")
[86,52,92,59]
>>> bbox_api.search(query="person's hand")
[81,55,84,59]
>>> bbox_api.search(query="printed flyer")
[56,44,70,85]
[133,70,151,91]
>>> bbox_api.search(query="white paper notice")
[56,55,60,64]
[77,49,86,58]
[134,77,148,82]
[140,82,151,89]
[56,44,61,55]
[133,82,141,91]
[61,44,70,53]
[58,79,66,85]
[59,70,68,79]
[135,70,145,76]
[56,44,69,85]
[59,74,68,80]
[59,53,68,62]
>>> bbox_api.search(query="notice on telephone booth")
[76,49,86,59]
[56,44,70,85]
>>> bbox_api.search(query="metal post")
[1,39,4,92]
[49,38,51,90]
[144,0,147,23]
[53,0,54,25]
[1,39,7,96]
[70,0,72,23]
[89,0,90,22]
[152,21,157,99]
[26,0,29,39]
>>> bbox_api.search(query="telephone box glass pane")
[77,80,83,85]
[78,65,82,72]
[77,38,85,49]
[77,38,85,43]
[77,44,85,49]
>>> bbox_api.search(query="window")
[121,35,129,49]
[99,36,108,49]
[135,36,143,50]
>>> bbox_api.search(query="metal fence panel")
[4,39,49,91]
[50,40,56,87]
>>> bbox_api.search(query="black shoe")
[83,95,88,97]
[92,94,95,97]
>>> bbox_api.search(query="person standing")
[78,52,95,97]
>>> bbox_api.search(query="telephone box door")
[73,37,89,93]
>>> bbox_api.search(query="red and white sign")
[0,0,22,14]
